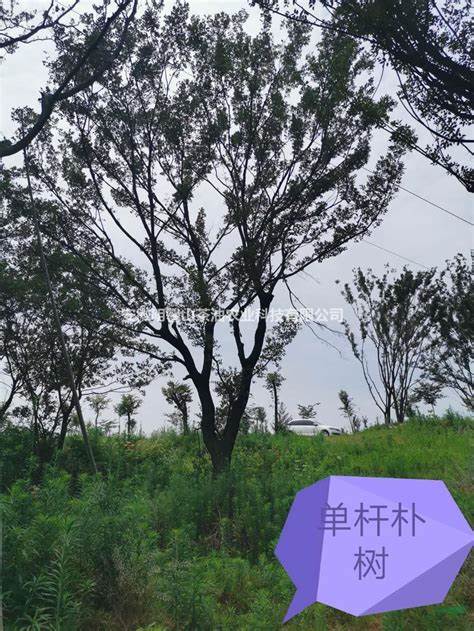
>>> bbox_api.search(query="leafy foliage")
[255,0,474,190]
[1,414,472,629]
[297,403,319,419]
[338,389,364,432]
[0,0,138,157]
[0,179,150,467]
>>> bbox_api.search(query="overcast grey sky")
[1,1,472,431]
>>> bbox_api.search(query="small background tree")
[277,402,292,432]
[265,372,285,433]
[88,394,110,429]
[115,394,141,438]
[424,254,473,412]
[340,265,443,423]
[247,406,268,433]
[338,390,361,433]
[162,380,193,435]
[297,403,320,419]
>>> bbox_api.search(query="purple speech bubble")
[275,476,473,621]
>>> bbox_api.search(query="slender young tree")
[115,393,141,437]
[247,405,268,433]
[162,379,193,434]
[277,402,293,430]
[32,3,405,473]
[88,394,110,429]
[340,265,443,423]
[338,389,361,432]
[265,371,285,432]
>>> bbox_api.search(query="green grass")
[1,414,473,630]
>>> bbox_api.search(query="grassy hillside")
[1,414,473,630]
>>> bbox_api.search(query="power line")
[362,167,473,226]
[362,239,429,269]
[297,240,429,289]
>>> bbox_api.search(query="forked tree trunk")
[394,391,408,423]
[189,297,270,476]
[199,389,229,476]
[198,380,249,476]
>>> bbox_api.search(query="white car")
[287,420,342,437]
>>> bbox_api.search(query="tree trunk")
[272,382,279,433]
[209,439,232,476]
[392,395,404,423]
[199,389,235,476]
[0,378,18,420]
[194,296,270,475]
[200,407,232,476]
[384,394,392,425]
[58,416,68,450]
[58,400,74,450]
[182,407,189,435]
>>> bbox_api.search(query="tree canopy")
[0,0,138,157]
[254,0,474,191]
[25,1,405,472]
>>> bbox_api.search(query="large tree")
[31,2,405,473]
[340,265,443,423]
[254,0,474,191]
